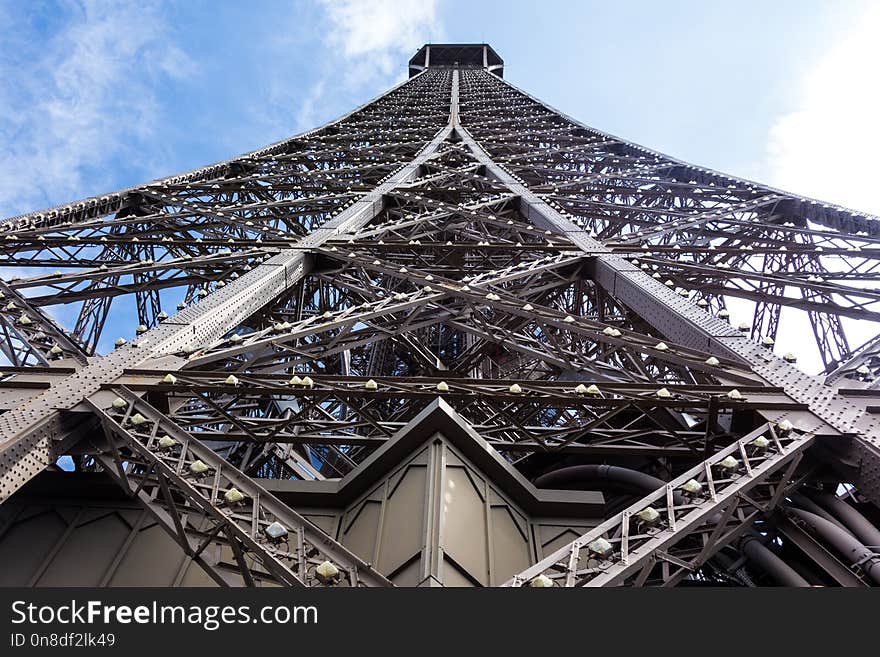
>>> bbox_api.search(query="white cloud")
[0,0,195,219]
[766,5,880,215]
[317,0,442,85]
[267,0,442,138]
[319,0,440,58]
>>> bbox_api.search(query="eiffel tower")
[0,43,878,588]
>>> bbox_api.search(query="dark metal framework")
[1,44,880,587]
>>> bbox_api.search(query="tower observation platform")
[409,43,504,77]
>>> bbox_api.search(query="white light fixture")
[315,560,340,585]
[587,537,613,557]
[157,435,176,449]
[224,488,246,504]
[189,460,210,475]
[680,479,702,495]
[752,435,770,451]
[528,574,553,588]
[264,521,288,541]
[636,507,661,526]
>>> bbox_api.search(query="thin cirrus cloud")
[766,5,880,216]
[245,1,444,139]
[0,0,441,220]
[0,1,194,219]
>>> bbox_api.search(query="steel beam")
[453,78,880,503]
[89,387,388,586]
[0,71,455,503]
[504,424,816,586]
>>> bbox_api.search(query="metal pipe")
[740,534,810,587]
[533,464,687,512]
[788,492,852,534]
[789,508,880,585]
[711,550,756,587]
[808,491,880,552]
[534,464,667,494]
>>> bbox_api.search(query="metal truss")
[1,44,880,587]
[0,281,88,367]
[505,423,816,586]
[112,370,803,476]
[0,67,455,504]
[456,69,880,366]
[89,387,388,587]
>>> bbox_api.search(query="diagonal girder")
[504,423,816,586]
[0,281,89,367]
[89,387,388,586]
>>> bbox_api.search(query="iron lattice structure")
[1,44,879,587]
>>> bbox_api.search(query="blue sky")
[2,0,879,221]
